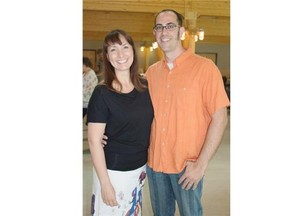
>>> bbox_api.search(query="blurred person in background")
[83,56,98,118]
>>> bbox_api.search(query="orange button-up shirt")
[146,48,230,173]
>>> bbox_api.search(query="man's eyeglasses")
[153,23,179,32]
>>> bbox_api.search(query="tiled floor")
[83,114,230,216]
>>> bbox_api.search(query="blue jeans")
[147,165,203,216]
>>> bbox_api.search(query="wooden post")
[143,47,149,71]
[157,47,164,60]
[188,34,195,53]
[185,10,198,54]
[183,33,195,53]
[182,32,189,49]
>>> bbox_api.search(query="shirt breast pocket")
[172,87,196,109]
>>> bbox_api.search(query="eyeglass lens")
[154,23,178,32]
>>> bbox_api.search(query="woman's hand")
[101,182,119,207]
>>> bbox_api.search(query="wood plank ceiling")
[83,0,230,44]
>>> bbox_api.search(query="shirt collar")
[161,48,194,68]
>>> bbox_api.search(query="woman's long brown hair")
[102,29,147,92]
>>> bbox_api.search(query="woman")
[87,29,154,216]
[83,57,98,118]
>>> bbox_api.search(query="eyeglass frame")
[153,23,180,32]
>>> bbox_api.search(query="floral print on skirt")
[91,164,147,216]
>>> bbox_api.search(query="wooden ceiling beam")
[83,11,229,37]
[83,0,230,45]
[83,11,154,33]
[197,17,230,36]
[83,0,230,17]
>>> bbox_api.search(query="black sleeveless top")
[87,83,154,171]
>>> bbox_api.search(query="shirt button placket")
[160,71,171,163]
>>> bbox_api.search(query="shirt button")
[167,85,170,88]
[165,100,168,103]
[162,142,165,146]
[162,128,166,132]
[183,87,186,90]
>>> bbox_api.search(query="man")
[145,9,230,215]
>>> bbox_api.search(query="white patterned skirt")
[90,164,147,216]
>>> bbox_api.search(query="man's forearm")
[196,107,228,171]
